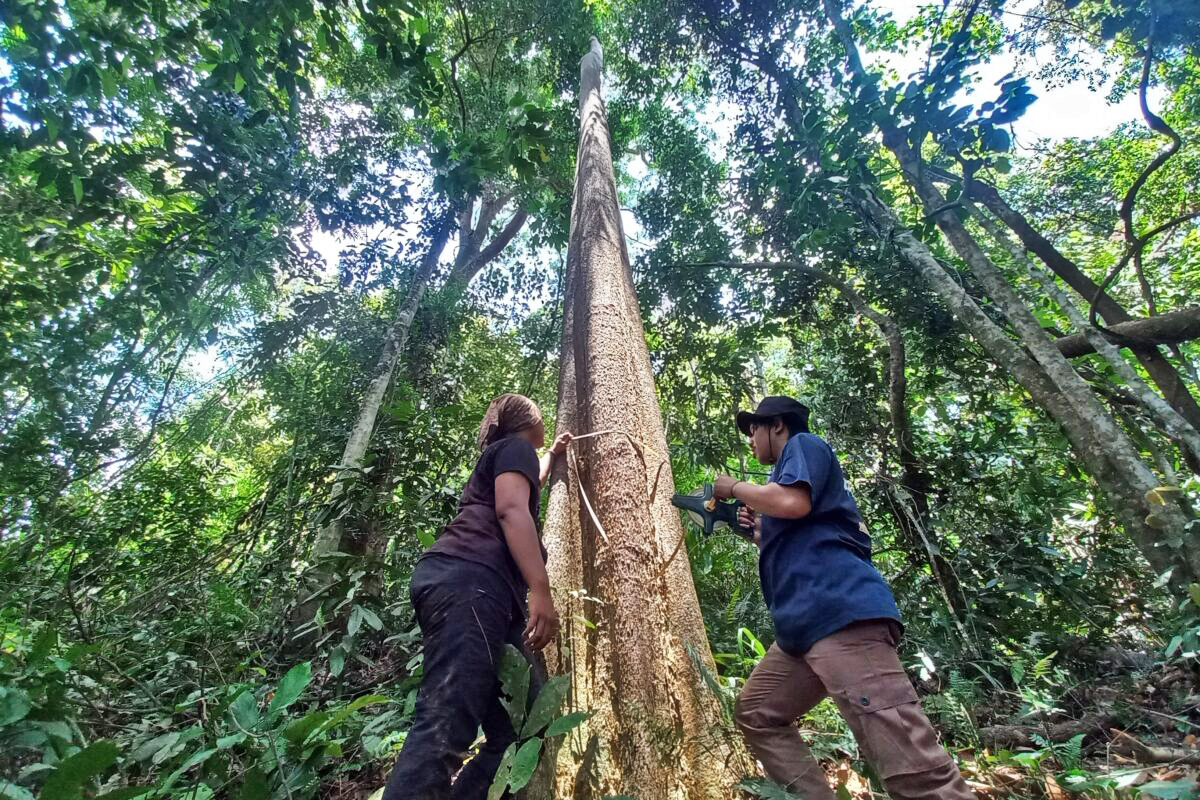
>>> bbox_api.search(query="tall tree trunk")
[537,38,749,799]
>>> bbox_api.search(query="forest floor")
[823,659,1200,799]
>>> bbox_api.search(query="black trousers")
[382,555,536,800]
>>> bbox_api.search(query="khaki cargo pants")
[735,621,974,799]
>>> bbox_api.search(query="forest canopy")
[1,0,1199,797]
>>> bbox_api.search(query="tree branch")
[447,207,529,288]
[1055,306,1200,358]
[1094,27,1181,324]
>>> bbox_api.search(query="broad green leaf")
[1189,583,1200,608]
[237,767,269,800]
[153,726,201,765]
[321,694,390,731]
[131,731,179,763]
[360,607,383,630]
[520,676,569,739]
[71,176,83,205]
[0,688,32,726]
[284,711,330,745]
[228,690,260,730]
[330,647,345,677]
[545,710,592,737]
[269,662,311,716]
[29,626,58,665]
[506,737,542,792]
[1139,780,1198,799]
[157,748,216,792]
[498,645,530,731]
[39,740,119,800]
[486,743,516,800]
[0,780,35,800]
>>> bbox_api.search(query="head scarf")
[476,393,543,450]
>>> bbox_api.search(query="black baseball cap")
[736,396,811,436]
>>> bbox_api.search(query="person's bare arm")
[538,432,573,487]
[495,472,559,649]
[715,474,812,519]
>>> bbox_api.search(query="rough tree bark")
[536,38,749,799]
[821,0,1197,590]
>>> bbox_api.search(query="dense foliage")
[2,0,1198,797]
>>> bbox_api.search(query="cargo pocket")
[837,671,950,779]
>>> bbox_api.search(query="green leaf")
[1188,583,1200,608]
[228,690,260,730]
[0,688,32,726]
[520,675,569,738]
[330,647,345,677]
[158,748,217,791]
[321,694,389,731]
[269,662,311,716]
[29,626,58,665]
[545,710,592,737]
[234,72,246,93]
[0,780,35,800]
[237,767,269,800]
[100,70,117,98]
[131,731,180,763]
[1139,780,1198,799]
[498,645,530,731]
[486,743,516,800]
[216,733,246,749]
[507,737,542,792]
[71,176,83,205]
[360,607,383,630]
[39,740,119,800]
[284,711,330,745]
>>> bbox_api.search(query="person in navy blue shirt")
[714,396,972,800]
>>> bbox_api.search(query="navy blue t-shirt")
[758,432,901,655]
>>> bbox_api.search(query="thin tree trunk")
[308,214,455,563]
[850,189,1199,587]
[970,204,1200,468]
[947,171,1200,437]
[536,38,748,799]
[821,0,1196,590]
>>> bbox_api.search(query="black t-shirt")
[424,436,544,610]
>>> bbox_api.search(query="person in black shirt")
[382,394,571,800]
